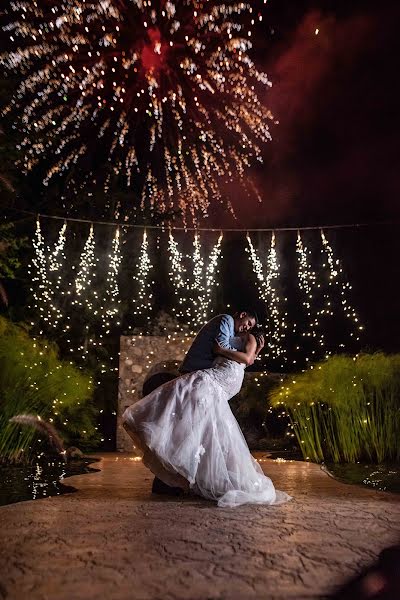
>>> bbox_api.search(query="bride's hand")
[257,335,265,351]
[214,339,255,366]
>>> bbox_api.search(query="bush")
[269,353,400,463]
[0,317,99,462]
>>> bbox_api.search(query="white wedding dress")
[122,357,291,508]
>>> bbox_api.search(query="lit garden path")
[1,453,399,600]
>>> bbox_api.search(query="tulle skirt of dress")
[122,358,291,508]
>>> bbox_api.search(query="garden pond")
[0,456,100,506]
[324,462,400,493]
[267,450,400,494]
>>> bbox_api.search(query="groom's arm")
[215,315,236,350]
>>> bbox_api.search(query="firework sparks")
[1,1,272,223]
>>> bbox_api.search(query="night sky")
[208,0,400,228]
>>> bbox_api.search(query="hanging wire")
[4,208,400,232]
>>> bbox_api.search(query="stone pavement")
[1,453,399,600]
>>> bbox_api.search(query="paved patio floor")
[1,453,399,600]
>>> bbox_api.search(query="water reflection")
[0,457,99,506]
[326,463,400,493]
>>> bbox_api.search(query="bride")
[122,330,291,508]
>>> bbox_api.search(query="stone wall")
[117,334,193,452]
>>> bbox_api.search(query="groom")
[152,309,260,496]
[179,310,259,374]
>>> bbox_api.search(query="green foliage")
[0,223,26,280]
[0,317,99,462]
[269,353,400,463]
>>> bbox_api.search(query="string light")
[30,218,49,330]
[190,232,205,330]
[69,224,99,359]
[47,222,68,330]
[132,229,154,322]
[27,220,363,369]
[168,231,189,326]
[48,222,67,273]
[99,227,122,337]
[202,233,223,324]
[29,218,64,331]
[295,231,326,365]
[168,231,223,331]
[2,1,273,223]
[246,232,287,362]
[265,232,287,364]
[71,223,98,310]
[321,230,363,343]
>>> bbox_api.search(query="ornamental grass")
[0,317,99,462]
[269,353,400,463]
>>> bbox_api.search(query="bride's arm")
[213,334,257,366]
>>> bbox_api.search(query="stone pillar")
[117,334,193,452]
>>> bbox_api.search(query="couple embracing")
[122,310,291,508]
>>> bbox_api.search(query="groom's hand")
[213,340,224,354]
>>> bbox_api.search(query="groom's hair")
[234,309,259,327]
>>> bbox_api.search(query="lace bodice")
[204,356,245,398]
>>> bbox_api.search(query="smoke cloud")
[222,4,400,228]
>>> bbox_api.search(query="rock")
[66,446,84,459]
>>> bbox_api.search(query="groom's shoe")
[152,476,184,497]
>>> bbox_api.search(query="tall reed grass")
[269,353,400,463]
[0,317,99,462]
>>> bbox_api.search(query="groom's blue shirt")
[180,314,240,373]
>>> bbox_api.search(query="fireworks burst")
[1,0,273,223]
